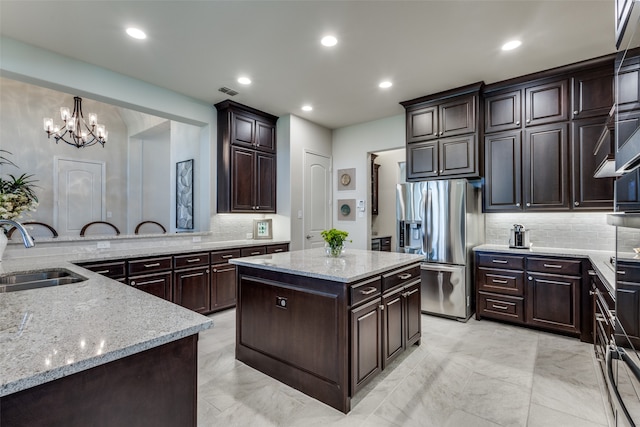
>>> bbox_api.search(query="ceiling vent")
[218,87,239,96]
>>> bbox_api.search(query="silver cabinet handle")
[132,278,165,287]
[516,202,520,207]
[273,249,284,253]
[528,276,533,280]
[526,119,530,123]
[256,206,260,210]
[398,273,412,280]
[221,254,234,259]
[573,110,578,115]
[618,270,626,275]
[526,203,531,207]
[492,304,509,310]
[516,121,520,125]
[439,170,444,174]
[543,264,562,269]
[492,259,508,264]
[181,271,207,279]
[250,251,261,255]
[186,258,201,263]
[95,269,110,274]
[492,279,508,284]
[144,263,160,268]
[360,286,378,295]
[588,270,597,276]
[574,201,579,206]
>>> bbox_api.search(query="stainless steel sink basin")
[0,269,87,292]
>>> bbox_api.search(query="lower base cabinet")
[174,267,211,314]
[128,272,172,301]
[381,280,421,368]
[526,272,580,334]
[351,298,383,394]
[211,263,237,310]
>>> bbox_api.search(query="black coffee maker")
[509,224,530,249]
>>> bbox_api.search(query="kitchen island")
[230,248,424,413]
[0,257,212,427]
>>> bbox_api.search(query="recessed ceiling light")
[379,81,393,89]
[237,77,252,85]
[502,40,522,51]
[126,27,147,40]
[302,105,313,112]
[321,35,338,47]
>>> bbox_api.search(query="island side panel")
[1,335,199,427]
[235,265,350,413]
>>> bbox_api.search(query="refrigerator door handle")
[425,185,432,259]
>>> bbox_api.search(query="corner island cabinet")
[230,248,423,413]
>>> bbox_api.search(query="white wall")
[332,114,405,249]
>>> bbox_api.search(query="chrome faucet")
[0,220,35,248]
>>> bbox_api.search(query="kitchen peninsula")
[230,248,423,413]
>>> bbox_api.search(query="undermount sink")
[0,269,87,293]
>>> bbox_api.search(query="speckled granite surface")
[0,256,213,397]
[230,247,424,283]
[473,244,617,294]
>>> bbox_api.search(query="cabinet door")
[255,120,276,153]
[129,272,172,302]
[617,56,640,113]
[571,119,614,209]
[406,105,438,142]
[255,153,276,212]
[406,140,438,180]
[174,267,210,314]
[382,287,404,368]
[351,298,382,394]
[439,135,477,177]
[231,111,255,147]
[439,95,476,137]
[524,79,569,127]
[616,282,640,346]
[484,130,522,211]
[523,123,570,210]
[403,281,421,347]
[617,169,640,211]
[231,147,256,212]
[484,89,522,133]
[526,273,580,334]
[211,263,236,310]
[572,67,614,119]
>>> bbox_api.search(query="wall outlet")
[246,232,253,239]
[106,211,112,218]
[192,236,202,243]
[97,241,110,249]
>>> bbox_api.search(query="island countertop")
[0,256,212,397]
[230,247,424,283]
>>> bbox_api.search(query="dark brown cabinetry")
[174,253,210,314]
[128,256,173,301]
[572,67,614,119]
[476,251,583,337]
[351,294,382,394]
[210,249,241,311]
[401,83,482,181]
[216,100,278,213]
[525,79,569,127]
[371,154,380,216]
[615,261,640,349]
[483,130,522,211]
[77,260,126,281]
[484,90,522,133]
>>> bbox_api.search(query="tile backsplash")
[485,212,618,251]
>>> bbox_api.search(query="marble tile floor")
[197,309,610,427]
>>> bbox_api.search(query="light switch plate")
[97,241,110,249]
[192,236,202,243]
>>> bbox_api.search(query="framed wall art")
[337,168,355,191]
[253,219,273,239]
[337,199,356,221]
[176,159,194,229]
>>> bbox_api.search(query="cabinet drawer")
[527,257,581,276]
[381,237,392,247]
[350,276,382,307]
[382,264,420,292]
[266,244,289,254]
[128,256,173,275]
[477,253,525,270]
[241,246,266,257]
[211,249,242,265]
[478,291,525,323]
[616,261,640,283]
[174,252,210,269]
[78,260,126,279]
[477,268,524,296]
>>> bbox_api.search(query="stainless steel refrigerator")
[397,179,483,321]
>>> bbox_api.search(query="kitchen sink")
[0,269,87,293]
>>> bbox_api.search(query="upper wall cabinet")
[401,82,483,181]
[572,66,615,119]
[215,100,278,213]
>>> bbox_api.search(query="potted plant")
[321,228,351,257]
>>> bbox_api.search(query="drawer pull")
[359,286,378,295]
[133,278,165,286]
[221,254,234,259]
[273,249,284,253]
[95,269,110,274]
[144,263,161,268]
[492,259,508,264]
[543,264,562,269]
[250,251,261,255]
[492,304,509,310]
[492,279,508,284]
[618,270,626,275]
[588,270,597,276]
[181,271,207,279]
[186,258,201,263]
[398,273,412,280]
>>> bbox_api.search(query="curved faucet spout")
[0,219,35,248]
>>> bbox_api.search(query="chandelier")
[43,97,108,148]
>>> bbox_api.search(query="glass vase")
[325,243,344,258]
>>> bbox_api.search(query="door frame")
[53,156,107,231]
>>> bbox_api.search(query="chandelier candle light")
[44,97,108,148]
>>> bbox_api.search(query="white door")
[303,151,332,249]
[54,157,105,235]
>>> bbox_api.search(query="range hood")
[608,212,640,228]
[594,107,621,178]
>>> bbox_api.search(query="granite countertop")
[230,247,424,283]
[0,256,213,397]
[473,244,616,294]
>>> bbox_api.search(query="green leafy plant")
[0,150,38,221]
[321,228,351,256]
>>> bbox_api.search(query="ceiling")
[0,1,615,130]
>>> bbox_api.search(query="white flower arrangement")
[0,150,38,222]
